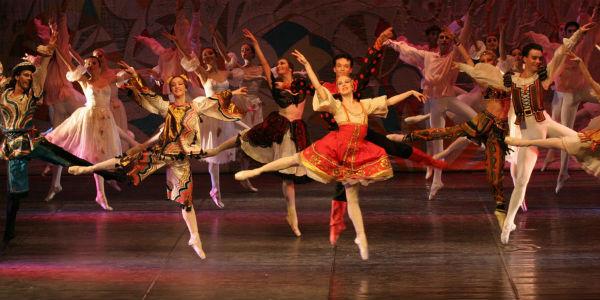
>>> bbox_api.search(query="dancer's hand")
[232,87,248,95]
[411,91,427,103]
[291,49,308,66]
[581,22,596,33]
[117,61,137,76]
[48,21,58,46]
[242,28,258,44]
[567,51,583,64]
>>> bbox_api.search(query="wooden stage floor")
[1,171,600,299]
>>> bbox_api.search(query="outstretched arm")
[456,44,474,66]
[242,28,273,89]
[163,32,209,83]
[571,52,600,98]
[290,49,327,100]
[386,90,427,106]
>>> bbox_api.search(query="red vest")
[510,78,545,125]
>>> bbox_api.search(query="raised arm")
[456,44,474,66]
[135,34,167,56]
[163,32,209,83]
[32,30,58,98]
[117,61,169,116]
[242,28,273,89]
[290,49,327,101]
[545,22,595,88]
[354,27,393,93]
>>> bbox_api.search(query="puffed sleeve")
[363,95,388,118]
[66,65,87,82]
[312,88,339,113]
[180,52,200,72]
[457,63,507,91]
[192,90,243,121]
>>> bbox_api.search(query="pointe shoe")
[520,200,528,212]
[107,180,122,192]
[404,113,431,124]
[209,188,225,209]
[95,196,114,211]
[354,237,369,260]
[286,214,302,237]
[555,174,570,194]
[188,238,207,259]
[234,169,260,181]
[428,182,444,200]
[68,166,94,175]
[500,222,516,244]
[240,179,258,192]
[44,185,62,202]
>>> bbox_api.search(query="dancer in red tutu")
[233,49,426,260]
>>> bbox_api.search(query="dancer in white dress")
[48,48,137,210]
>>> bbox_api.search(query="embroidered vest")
[510,78,545,125]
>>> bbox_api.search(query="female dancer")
[68,64,247,259]
[506,52,600,178]
[168,33,243,208]
[48,45,137,211]
[213,33,265,192]
[202,29,313,237]
[234,50,425,260]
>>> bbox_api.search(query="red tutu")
[300,124,393,185]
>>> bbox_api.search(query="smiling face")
[479,51,497,65]
[333,57,352,78]
[523,49,543,73]
[276,59,292,76]
[14,70,33,91]
[169,76,187,98]
[336,75,353,96]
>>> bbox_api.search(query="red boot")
[329,200,347,245]
[406,147,447,169]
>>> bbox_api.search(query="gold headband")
[166,74,189,86]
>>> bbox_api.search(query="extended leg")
[208,162,224,208]
[235,154,300,180]
[330,183,347,245]
[44,165,63,201]
[181,206,206,259]
[94,174,113,211]
[485,135,507,229]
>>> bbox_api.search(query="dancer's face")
[511,48,522,61]
[276,59,291,75]
[169,77,187,98]
[485,35,498,51]
[241,44,255,60]
[564,25,578,38]
[336,75,353,96]
[84,57,100,75]
[333,57,352,77]
[202,48,216,65]
[14,70,33,91]
[437,32,453,52]
[480,53,496,65]
[523,49,543,72]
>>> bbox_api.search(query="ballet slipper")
[494,210,506,230]
[541,149,559,172]
[329,200,347,245]
[500,222,516,244]
[209,188,225,209]
[425,167,433,180]
[95,195,113,211]
[286,212,302,237]
[428,182,444,200]
[188,237,207,259]
[41,164,53,177]
[240,179,258,192]
[68,166,94,175]
[354,236,369,260]
[555,173,570,194]
[44,185,62,202]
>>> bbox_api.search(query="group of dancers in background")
[2,0,600,260]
